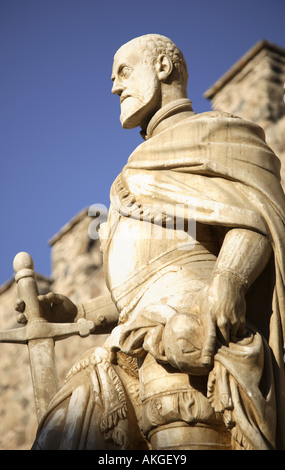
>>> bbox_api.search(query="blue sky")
[0,0,285,285]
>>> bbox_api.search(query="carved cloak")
[108,110,285,449]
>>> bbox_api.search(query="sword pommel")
[13,252,35,282]
[13,252,42,324]
[13,251,34,272]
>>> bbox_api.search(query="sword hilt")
[3,252,95,422]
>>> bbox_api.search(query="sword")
[0,252,95,422]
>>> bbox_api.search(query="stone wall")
[49,207,108,303]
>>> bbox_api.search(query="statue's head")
[111,34,188,131]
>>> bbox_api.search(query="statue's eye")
[119,66,131,79]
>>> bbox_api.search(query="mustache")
[120,93,130,104]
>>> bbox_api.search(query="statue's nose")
[111,77,124,96]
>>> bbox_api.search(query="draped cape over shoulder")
[109,109,285,449]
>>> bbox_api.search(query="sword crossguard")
[0,318,95,344]
[0,252,95,344]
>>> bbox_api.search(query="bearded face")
[111,42,161,129]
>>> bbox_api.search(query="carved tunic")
[103,214,219,318]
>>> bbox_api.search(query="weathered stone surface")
[49,208,109,303]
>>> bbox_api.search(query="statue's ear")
[155,54,173,82]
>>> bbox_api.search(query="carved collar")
[142,98,195,140]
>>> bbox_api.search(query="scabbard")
[28,337,58,422]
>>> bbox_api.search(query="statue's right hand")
[15,292,78,324]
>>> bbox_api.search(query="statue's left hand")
[194,274,247,367]
[15,292,78,324]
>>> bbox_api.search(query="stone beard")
[119,77,160,129]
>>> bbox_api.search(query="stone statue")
[11,34,285,450]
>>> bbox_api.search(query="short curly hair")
[123,34,188,89]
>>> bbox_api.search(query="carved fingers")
[15,292,78,323]
[38,292,66,304]
[38,292,78,323]
[200,275,247,366]
[202,318,216,366]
